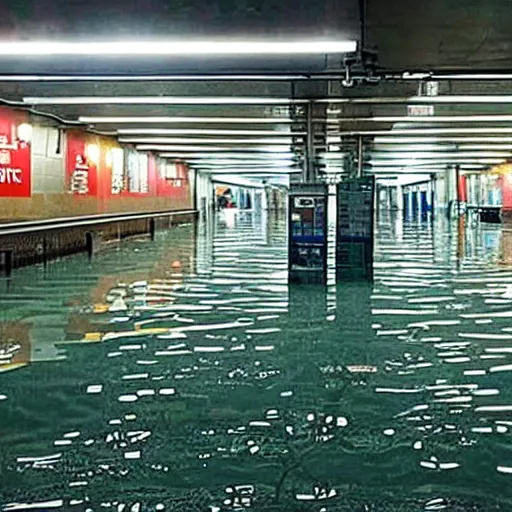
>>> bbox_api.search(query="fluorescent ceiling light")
[402,72,512,80]
[191,164,296,169]
[320,95,512,105]
[337,128,512,136]
[160,153,295,159]
[0,74,306,82]
[401,73,432,80]
[47,94,512,107]
[0,40,356,56]
[334,115,512,123]
[118,128,301,136]
[119,137,294,145]
[370,158,506,167]
[463,145,512,150]
[172,153,294,163]
[372,164,487,171]
[160,152,295,159]
[432,73,512,80]
[185,156,295,162]
[373,144,457,152]
[373,136,512,144]
[371,170,446,175]
[371,152,512,159]
[408,96,512,104]
[205,169,300,174]
[135,145,295,153]
[160,152,293,158]
[118,128,300,136]
[80,116,292,124]
[25,96,304,105]
[189,161,295,165]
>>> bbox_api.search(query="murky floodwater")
[0,210,512,511]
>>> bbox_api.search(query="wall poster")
[0,108,31,197]
[69,154,90,195]
[110,148,125,194]
[125,149,149,193]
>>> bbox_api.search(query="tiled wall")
[31,125,65,195]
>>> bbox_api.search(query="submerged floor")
[0,211,511,510]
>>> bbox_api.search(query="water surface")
[0,211,511,511]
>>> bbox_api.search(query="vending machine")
[336,177,375,280]
[288,183,328,284]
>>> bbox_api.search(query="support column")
[396,185,404,211]
[444,165,457,216]
[305,102,315,183]
[356,135,363,178]
[292,80,328,184]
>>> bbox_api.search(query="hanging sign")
[408,105,435,117]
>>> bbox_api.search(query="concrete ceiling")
[2,0,512,71]
[1,0,512,179]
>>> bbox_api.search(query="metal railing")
[0,209,198,237]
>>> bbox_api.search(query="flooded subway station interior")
[4,2,512,509]
[0,208,511,511]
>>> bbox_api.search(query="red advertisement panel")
[0,108,31,197]
[501,174,512,212]
[66,131,98,196]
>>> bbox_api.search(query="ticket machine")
[336,177,375,280]
[288,183,328,284]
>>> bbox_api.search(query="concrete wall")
[32,125,65,195]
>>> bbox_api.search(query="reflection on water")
[0,211,512,510]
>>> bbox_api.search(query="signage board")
[425,81,439,97]
[408,105,435,117]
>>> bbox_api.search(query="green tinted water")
[0,212,511,511]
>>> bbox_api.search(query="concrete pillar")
[292,81,328,184]
[356,136,363,178]
[444,165,458,214]
[396,185,404,211]
[407,189,413,217]
[445,166,454,204]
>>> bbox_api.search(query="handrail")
[0,209,198,236]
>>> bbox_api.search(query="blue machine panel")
[288,184,328,284]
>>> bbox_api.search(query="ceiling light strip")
[0,74,308,82]
[331,115,512,123]
[0,40,356,56]
[318,95,512,104]
[25,96,305,105]
[80,116,293,124]
[119,137,295,144]
[371,152,512,159]
[135,145,295,153]
[118,128,303,136]
[373,136,512,144]
[336,127,512,136]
